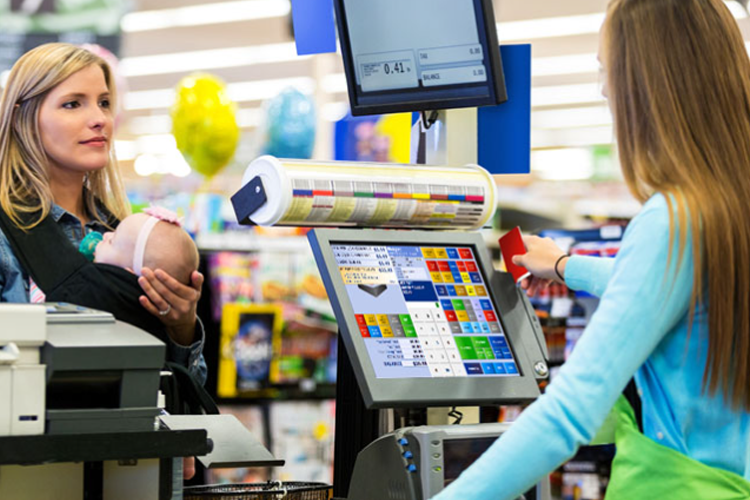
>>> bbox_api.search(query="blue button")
[398,438,408,446]
[447,285,457,296]
[465,363,483,375]
[407,464,417,473]
[494,362,507,374]
[403,451,413,459]
[505,363,519,375]
[481,362,495,374]
[447,248,459,259]
[435,285,448,296]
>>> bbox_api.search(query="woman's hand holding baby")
[138,268,204,346]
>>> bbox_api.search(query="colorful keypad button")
[458,248,473,259]
[464,363,483,374]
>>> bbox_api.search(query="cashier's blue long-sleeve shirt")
[432,193,750,500]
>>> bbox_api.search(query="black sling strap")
[0,206,170,343]
[0,206,220,415]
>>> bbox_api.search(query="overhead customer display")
[335,0,506,115]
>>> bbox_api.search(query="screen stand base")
[333,335,381,498]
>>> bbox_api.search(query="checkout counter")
[0,303,281,500]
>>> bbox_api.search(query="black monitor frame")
[308,228,541,409]
[333,0,507,116]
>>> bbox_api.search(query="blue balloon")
[263,88,317,159]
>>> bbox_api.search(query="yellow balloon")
[171,74,240,177]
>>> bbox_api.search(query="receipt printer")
[0,304,47,436]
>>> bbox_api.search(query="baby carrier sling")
[0,207,218,416]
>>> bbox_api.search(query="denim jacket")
[0,204,207,384]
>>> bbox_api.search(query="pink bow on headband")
[142,206,182,227]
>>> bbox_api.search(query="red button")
[360,326,370,337]
[484,311,497,322]
[456,261,467,272]
[425,260,438,272]
[465,261,478,272]
[445,310,458,322]
[355,314,367,326]
[438,261,451,272]
[458,248,473,259]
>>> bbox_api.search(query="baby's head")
[95,208,199,284]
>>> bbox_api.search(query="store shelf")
[216,382,336,404]
[197,232,310,253]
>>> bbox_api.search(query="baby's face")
[94,214,148,269]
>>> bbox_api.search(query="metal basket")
[183,481,332,500]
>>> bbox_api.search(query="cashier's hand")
[138,268,204,346]
[184,457,196,480]
[512,235,568,296]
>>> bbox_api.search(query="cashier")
[0,43,206,385]
[433,0,750,499]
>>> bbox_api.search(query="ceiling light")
[725,1,748,18]
[532,53,599,77]
[532,105,612,130]
[114,140,137,161]
[120,42,308,78]
[124,77,316,111]
[121,0,291,33]
[532,83,605,108]
[498,13,605,42]
[532,125,613,149]
[532,148,595,181]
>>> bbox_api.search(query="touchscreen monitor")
[309,229,541,408]
[333,243,520,379]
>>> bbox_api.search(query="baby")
[94,207,199,285]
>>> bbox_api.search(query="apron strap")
[622,378,643,432]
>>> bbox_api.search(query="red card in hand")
[499,226,531,283]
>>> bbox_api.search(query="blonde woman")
[433,0,750,498]
[0,43,206,385]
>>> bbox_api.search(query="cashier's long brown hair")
[604,0,750,411]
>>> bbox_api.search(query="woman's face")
[38,64,113,177]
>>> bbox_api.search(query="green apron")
[604,396,750,499]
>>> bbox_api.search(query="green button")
[455,337,477,360]
[404,325,418,338]
[451,300,466,311]
[399,314,414,327]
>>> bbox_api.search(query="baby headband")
[132,206,183,276]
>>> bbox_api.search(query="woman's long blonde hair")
[0,43,130,229]
[604,0,750,410]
